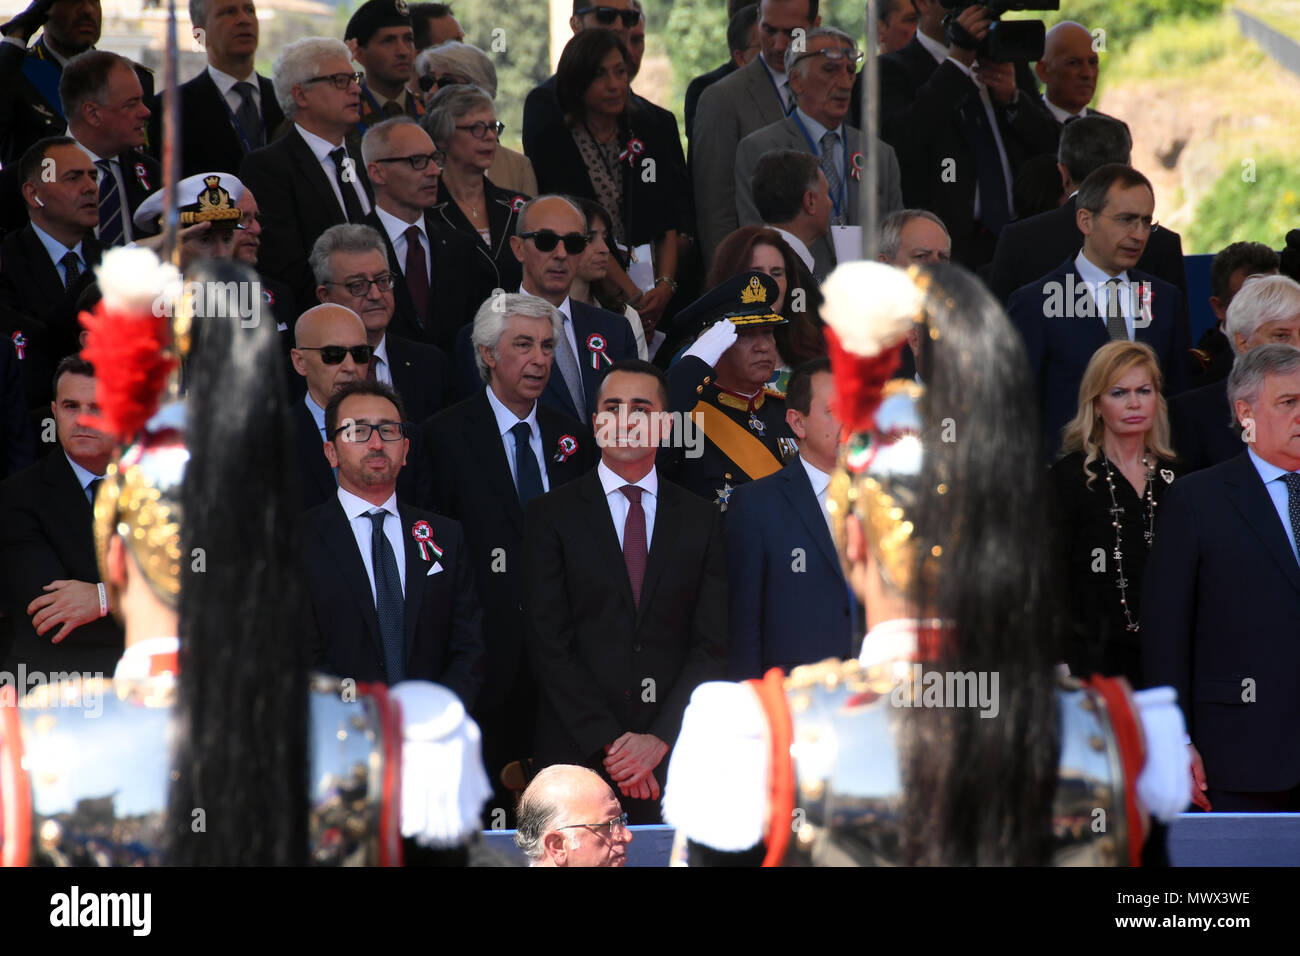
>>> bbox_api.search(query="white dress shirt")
[759,53,793,114]
[1248,447,1300,565]
[519,286,580,365]
[337,486,407,602]
[485,385,551,495]
[208,63,260,120]
[598,460,658,549]
[295,123,372,218]
[770,226,815,273]
[31,222,86,287]
[799,453,832,532]
[1075,250,1137,341]
[1042,94,1087,124]
[64,452,102,502]
[371,334,392,386]
[73,138,135,242]
[376,204,430,284]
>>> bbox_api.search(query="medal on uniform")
[748,411,765,435]
[11,330,25,360]
[714,482,734,512]
[511,195,526,213]
[586,332,611,370]
[553,434,578,463]
[778,436,799,460]
[135,162,151,192]
[411,520,442,563]
[849,151,864,181]
[618,138,645,166]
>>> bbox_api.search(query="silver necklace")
[1100,450,1157,632]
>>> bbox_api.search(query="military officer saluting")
[663,272,799,511]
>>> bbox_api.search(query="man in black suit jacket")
[298,379,483,704]
[425,293,595,820]
[239,37,373,311]
[524,360,726,823]
[988,115,1187,303]
[146,0,283,176]
[0,357,124,676]
[1143,345,1300,811]
[1008,165,1190,455]
[0,138,102,410]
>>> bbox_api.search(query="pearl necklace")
[1100,451,1157,632]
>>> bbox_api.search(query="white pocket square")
[426,561,443,576]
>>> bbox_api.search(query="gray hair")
[878,208,950,261]
[273,37,351,120]
[414,41,497,98]
[309,224,388,286]
[189,0,209,29]
[361,115,422,166]
[1227,343,1300,409]
[1225,274,1300,356]
[472,293,564,383]
[513,772,567,864]
[515,194,587,237]
[784,26,856,80]
[421,83,496,148]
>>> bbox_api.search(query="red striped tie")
[621,485,647,606]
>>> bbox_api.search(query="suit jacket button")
[633,644,642,652]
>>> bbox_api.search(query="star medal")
[714,482,734,512]
[748,412,765,435]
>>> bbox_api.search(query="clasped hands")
[603,732,668,801]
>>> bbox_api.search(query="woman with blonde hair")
[1049,340,1181,683]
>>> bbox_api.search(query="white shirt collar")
[72,137,105,164]
[597,460,658,499]
[208,63,255,94]
[63,451,100,490]
[337,485,399,521]
[1042,94,1087,124]
[1074,249,1129,286]
[295,122,345,158]
[799,454,831,497]
[484,382,540,439]
[519,285,572,322]
[376,203,424,241]
[30,221,83,270]
[794,107,842,142]
[372,334,389,372]
[304,392,327,437]
[770,226,814,273]
[916,29,948,64]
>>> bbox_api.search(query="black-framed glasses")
[792,47,865,73]
[556,812,629,839]
[520,230,588,255]
[455,120,504,140]
[297,344,373,365]
[331,421,406,442]
[303,71,364,90]
[374,151,447,170]
[576,6,640,27]
[326,275,396,297]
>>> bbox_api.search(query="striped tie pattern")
[95,159,125,247]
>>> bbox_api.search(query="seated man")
[513,764,632,867]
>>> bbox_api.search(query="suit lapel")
[469,390,525,533]
[397,504,428,666]
[45,452,94,547]
[320,498,383,655]
[295,402,335,499]
[635,477,679,624]
[744,57,782,123]
[288,128,348,221]
[1223,454,1300,597]
[779,460,841,576]
[485,186,518,264]
[579,470,635,613]
[20,225,66,305]
[538,406,583,490]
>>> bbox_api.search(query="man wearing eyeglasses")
[361,117,496,353]
[734,27,901,279]
[297,377,484,701]
[240,37,373,312]
[346,0,424,143]
[515,765,632,866]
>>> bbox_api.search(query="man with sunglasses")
[240,37,373,311]
[515,765,632,866]
[298,377,483,701]
[346,0,424,144]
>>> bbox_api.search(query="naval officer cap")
[674,270,788,341]
[346,0,413,46]
[132,171,245,233]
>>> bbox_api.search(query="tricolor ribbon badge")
[586,332,610,369]
[11,330,25,360]
[618,137,645,165]
[135,162,151,192]
[511,195,527,212]
[1138,282,1154,327]
[411,519,443,563]
[554,433,578,463]
[849,151,864,182]
[262,288,275,306]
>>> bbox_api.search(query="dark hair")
[569,195,632,303]
[1011,153,1065,220]
[1211,241,1280,301]
[596,358,669,407]
[19,136,78,186]
[51,354,94,397]
[60,50,133,122]
[571,0,642,15]
[325,380,408,437]
[877,0,915,22]
[785,356,829,415]
[727,3,760,52]
[555,29,631,120]
[168,258,308,864]
[729,0,757,16]
[1058,116,1131,187]
[751,149,821,224]
[762,0,819,24]
[410,2,454,49]
[1076,163,1152,214]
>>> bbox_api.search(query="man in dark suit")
[239,37,373,311]
[1034,21,1104,127]
[146,0,282,177]
[1171,274,1300,473]
[345,0,425,143]
[1,356,124,676]
[0,137,101,411]
[725,358,853,678]
[987,116,1187,303]
[298,379,483,704]
[749,149,831,284]
[683,2,758,142]
[361,117,494,352]
[425,292,595,821]
[524,359,726,822]
[1143,344,1300,811]
[1008,164,1190,455]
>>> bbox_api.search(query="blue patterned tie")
[1283,473,1300,565]
[819,130,845,226]
[368,510,406,683]
[511,421,544,507]
[95,159,125,246]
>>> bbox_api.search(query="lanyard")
[216,82,266,154]
[790,110,849,221]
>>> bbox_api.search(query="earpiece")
[34,195,45,208]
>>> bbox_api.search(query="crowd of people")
[1,0,1299,867]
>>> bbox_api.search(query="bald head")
[1036,21,1099,115]
[291,305,370,408]
[514,764,631,867]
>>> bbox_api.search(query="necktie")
[60,251,81,288]
[403,225,429,326]
[95,159,125,246]
[329,147,366,223]
[554,316,586,417]
[86,476,102,506]
[511,421,544,507]
[1105,279,1128,341]
[819,130,845,226]
[621,485,647,607]
[781,80,794,114]
[367,510,406,683]
[366,354,379,381]
[960,97,1011,234]
[233,81,265,149]
[1283,473,1300,564]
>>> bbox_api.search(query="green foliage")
[1186,157,1300,253]
[1034,0,1225,52]
[664,0,731,97]
[455,0,552,152]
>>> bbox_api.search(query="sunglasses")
[419,73,467,92]
[298,344,373,365]
[304,71,364,90]
[576,5,640,27]
[520,230,588,255]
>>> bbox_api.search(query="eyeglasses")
[374,151,448,170]
[326,275,397,297]
[576,6,640,27]
[1100,212,1160,234]
[791,47,865,74]
[455,120,505,140]
[556,812,629,839]
[303,71,364,90]
[297,344,373,365]
[520,230,588,255]
[235,212,264,230]
[419,73,467,92]
[331,421,406,442]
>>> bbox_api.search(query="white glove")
[1133,686,1193,823]
[683,318,738,369]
